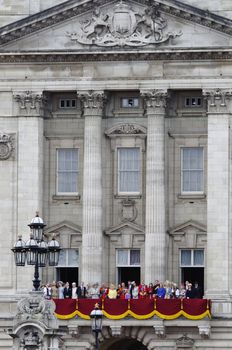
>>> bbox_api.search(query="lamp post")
[90,304,103,350]
[12,212,61,291]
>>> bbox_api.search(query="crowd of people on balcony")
[42,279,202,300]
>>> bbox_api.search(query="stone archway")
[100,337,148,350]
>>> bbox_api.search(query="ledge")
[52,195,81,201]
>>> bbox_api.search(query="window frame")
[180,249,205,268]
[56,148,79,195]
[184,97,203,108]
[117,147,141,195]
[57,248,79,267]
[59,98,77,109]
[120,97,139,109]
[181,147,204,195]
[116,249,141,267]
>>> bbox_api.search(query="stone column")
[203,88,232,299]
[78,91,107,285]
[13,91,45,292]
[141,89,168,283]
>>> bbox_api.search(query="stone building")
[0,0,232,349]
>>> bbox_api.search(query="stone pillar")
[141,89,168,283]
[203,88,232,299]
[13,91,45,292]
[78,91,106,285]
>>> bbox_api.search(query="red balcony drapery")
[53,298,211,320]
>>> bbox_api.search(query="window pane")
[117,250,128,265]
[194,250,204,266]
[118,148,140,192]
[68,249,79,266]
[130,250,140,265]
[181,250,191,266]
[57,149,78,193]
[182,148,203,192]
[58,249,66,266]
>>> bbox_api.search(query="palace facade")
[0,0,232,349]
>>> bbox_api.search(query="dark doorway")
[118,267,140,285]
[181,267,204,297]
[101,337,147,350]
[56,267,78,286]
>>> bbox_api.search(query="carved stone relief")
[176,335,195,349]
[203,88,232,113]
[67,1,181,47]
[120,198,138,222]
[0,133,14,160]
[13,91,46,115]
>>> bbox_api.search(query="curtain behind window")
[57,149,78,193]
[118,148,140,192]
[182,147,203,192]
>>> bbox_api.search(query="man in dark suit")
[63,282,72,298]
[77,282,87,298]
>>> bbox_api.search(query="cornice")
[0,49,232,63]
[0,0,231,46]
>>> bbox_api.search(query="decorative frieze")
[13,91,46,115]
[203,88,232,113]
[0,133,14,160]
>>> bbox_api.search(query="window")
[118,148,140,194]
[121,97,139,108]
[180,249,204,267]
[185,97,202,108]
[58,248,79,267]
[117,249,140,266]
[59,99,77,108]
[57,149,78,194]
[181,147,203,193]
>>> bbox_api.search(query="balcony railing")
[53,298,211,320]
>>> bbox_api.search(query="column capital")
[140,89,168,115]
[203,88,232,113]
[13,90,46,116]
[77,90,107,116]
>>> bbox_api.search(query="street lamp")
[12,212,61,291]
[90,303,103,350]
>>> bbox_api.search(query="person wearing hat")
[107,284,117,299]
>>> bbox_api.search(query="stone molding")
[13,91,46,116]
[0,0,231,46]
[1,51,232,63]
[120,198,138,222]
[203,88,232,113]
[0,132,14,160]
[77,90,107,117]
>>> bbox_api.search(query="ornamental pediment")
[0,0,232,58]
[105,222,144,236]
[169,220,206,236]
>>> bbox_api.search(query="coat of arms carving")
[67,1,181,47]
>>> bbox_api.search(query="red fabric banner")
[53,298,211,320]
